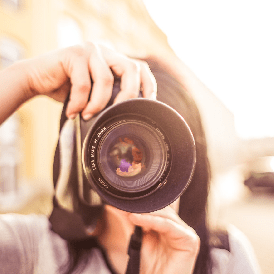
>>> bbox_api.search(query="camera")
[59,80,196,213]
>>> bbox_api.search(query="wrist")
[0,60,35,124]
[5,60,36,102]
[17,59,37,101]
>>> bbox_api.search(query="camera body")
[73,81,196,213]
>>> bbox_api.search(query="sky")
[143,0,274,139]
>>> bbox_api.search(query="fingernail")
[82,113,93,120]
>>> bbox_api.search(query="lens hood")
[79,98,196,213]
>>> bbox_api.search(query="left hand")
[129,206,200,274]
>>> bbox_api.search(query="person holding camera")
[0,42,260,274]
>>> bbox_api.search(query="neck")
[96,205,135,273]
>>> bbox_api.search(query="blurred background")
[0,0,274,273]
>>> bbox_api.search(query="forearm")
[0,60,33,124]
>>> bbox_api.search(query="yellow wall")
[0,0,170,192]
[1,0,63,189]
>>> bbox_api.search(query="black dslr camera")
[63,79,197,213]
[54,79,196,217]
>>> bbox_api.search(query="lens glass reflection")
[97,121,165,194]
[109,137,144,177]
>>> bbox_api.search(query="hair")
[62,57,212,274]
[148,57,212,273]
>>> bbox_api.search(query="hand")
[129,206,200,274]
[25,42,157,119]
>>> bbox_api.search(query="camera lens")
[82,98,196,213]
[97,120,167,195]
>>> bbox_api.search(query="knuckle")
[68,45,86,58]
[101,73,114,87]
[126,59,141,73]
[76,81,91,93]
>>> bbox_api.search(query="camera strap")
[126,226,143,274]
[49,95,104,241]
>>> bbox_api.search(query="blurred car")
[244,172,274,193]
[244,155,274,193]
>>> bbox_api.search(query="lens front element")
[109,136,144,178]
[98,120,167,195]
[85,117,171,199]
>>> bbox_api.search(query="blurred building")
[0,0,241,210]
[0,0,60,202]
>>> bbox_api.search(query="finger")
[100,46,153,103]
[138,60,157,100]
[130,206,187,234]
[114,61,140,104]
[146,206,187,227]
[62,48,91,119]
[111,59,141,104]
[81,47,114,120]
[129,213,185,239]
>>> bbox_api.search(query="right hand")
[24,42,157,119]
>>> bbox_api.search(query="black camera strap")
[50,95,104,240]
[126,226,143,274]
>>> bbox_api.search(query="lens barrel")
[82,98,196,213]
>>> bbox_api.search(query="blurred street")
[212,169,274,274]
[226,194,274,274]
